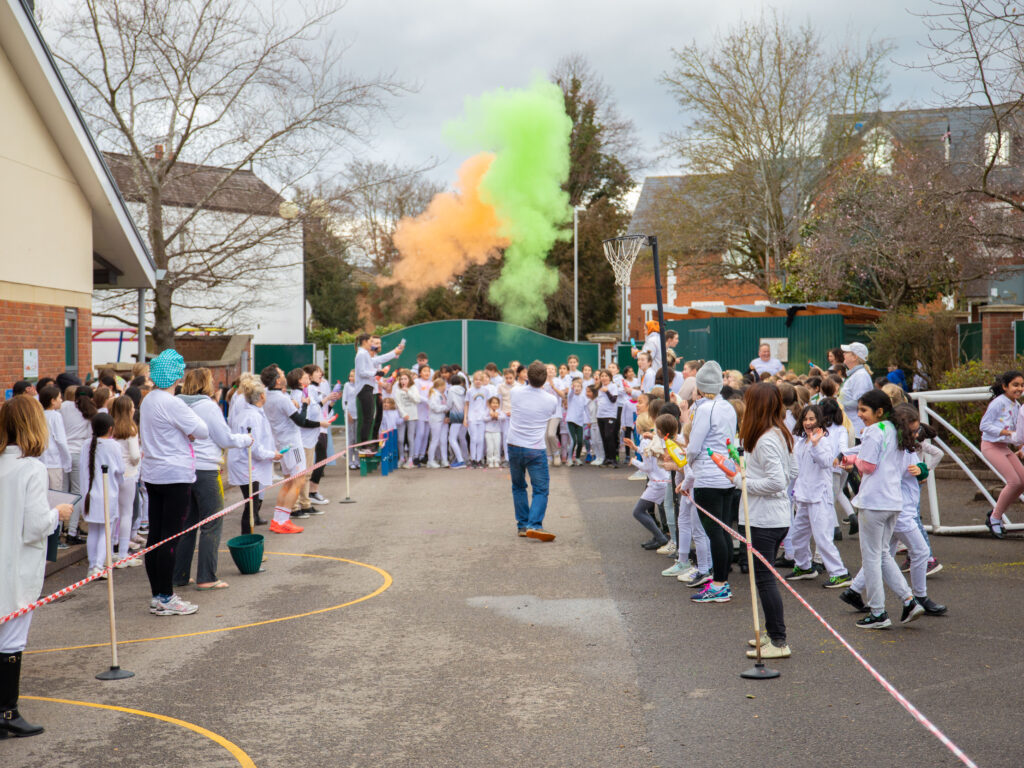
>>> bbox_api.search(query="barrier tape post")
[96,465,134,681]
[738,459,779,680]
[246,428,256,532]
[339,413,355,504]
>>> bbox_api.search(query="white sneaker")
[676,566,699,582]
[441,462,450,468]
[553,456,561,466]
[426,460,441,469]
[661,562,688,577]
[153,593,198,616]
[310,492,330,504]
[656,541,677,556]
[628,471,648,481]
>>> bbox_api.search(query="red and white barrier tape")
[0,432,394,627]
[688,494,978,768]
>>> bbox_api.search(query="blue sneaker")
[450,461,466,469]
[690,583,732,603]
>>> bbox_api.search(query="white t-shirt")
[139,388,209,485]
[750,357,784,377]
[596,382,619,419]
[263,390,303,453]
[565,390,587,426]
[639,368,656,394]
[852,420,904,511]
[507,386,558,450]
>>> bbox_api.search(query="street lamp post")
[573,206,583,343]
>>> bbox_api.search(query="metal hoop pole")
[649,236,672,396]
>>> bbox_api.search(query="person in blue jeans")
[506,361,559,541]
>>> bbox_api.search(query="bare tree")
[922,2,1024,216]
[47,0,404,350]
[658,11,892,292]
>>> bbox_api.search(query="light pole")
[573,206,584,343]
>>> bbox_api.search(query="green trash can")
[226,534,265,575]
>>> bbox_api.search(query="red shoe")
[269,519,304,534]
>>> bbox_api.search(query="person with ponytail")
[78,413,123,579]
[110,396,142,568]
[839,390,924,629]
[979,370,1024,539]
[60,385,96,545]
[0,396,73,737]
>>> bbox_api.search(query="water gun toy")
[630,338,638,350]
[279,446,291,454]
[707,448,737,478]
[333,380,343,393]
[665,438,687,468]
[324,412,339,425]
[726,438,741,463]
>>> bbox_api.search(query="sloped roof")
[104,152,284,217]
[1,0,153,288]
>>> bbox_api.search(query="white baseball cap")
[841,342,869,361]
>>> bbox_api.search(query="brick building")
[0,0,152,390]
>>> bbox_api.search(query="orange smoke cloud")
[386,152,508,296]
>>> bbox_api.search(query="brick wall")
[981,307,1022,363]
[0,299,91,391]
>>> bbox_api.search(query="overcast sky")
[331,0,945,186]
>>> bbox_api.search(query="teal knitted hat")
[150,349,185,389]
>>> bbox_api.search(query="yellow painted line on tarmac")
[27,553,392,655]
[22,696,256,767]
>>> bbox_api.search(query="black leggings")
[239,481,263,535]
[311,433,328,484]
[356,385,376,445]
[598,418,618,462]
[693,486,734,582]
[568,423,584,459]
[632,499,667,542]
[144,482,192,597]
[751,526,788,644]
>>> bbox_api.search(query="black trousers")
[356,384,376,445]
[598,418,618,463]
[144,482,192,597]
[372,394,383,437]
[239,481,263,535]
[568,423,584,459]
[751,526,788,644]
[311,433,328,484]
[694,486,735,583]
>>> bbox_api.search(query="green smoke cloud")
[445,78,572,327]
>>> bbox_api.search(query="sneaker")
[918,596,948,615]
[441,461,450,468]
[838,588,868,612]
[684,571,713,588]
[64,535,87,546]
[450,461,466,469]
[290,508,310,519]
[628,470,647,481]
[812,562,826,574]
[856,612,892,629]
[137,525,150,536]
[128,541,143,552]
[926,557,943,576]
[747,642,790,659]
[661,562,688,577]
[57,540,70,550]
[691,583,732,603]
[986,513,1005,539]
[304,506,325,516]
[426,460,441,469]
[656,540,677,556]
[675,565,699,582]
[525,528,556,542]
[269,519,304,534]
[310,492,330,504]
[153,593,198,616]
[822,573,852,589]
[774,554,795,568]
[149,596,161,614]
[894,541,908,554]
[553,456,561,467]
[87,566,107,580]
[785,565,818,581]
[900,597,925,624]
[517,529,528,537]
[748,630,769,648]
[900,556,912,574]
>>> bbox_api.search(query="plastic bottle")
[707,447,737,478]
[664,438,687,468]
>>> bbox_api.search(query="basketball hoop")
[602,235,649,287]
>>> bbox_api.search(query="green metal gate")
[253,343,315,375]
[957,322,982,363]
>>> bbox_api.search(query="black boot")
[1,652,44,737]
[833,525,843,542]
[847,512,858,537]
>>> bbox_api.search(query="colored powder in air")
[446,78,572,327]
[387,153,508,297]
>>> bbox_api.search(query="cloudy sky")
[331,0,946,185]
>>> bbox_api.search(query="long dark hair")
[84,413,114,518]
[75,386,97,420]
[819,397,844,428]
[990,370,1024,401]
[858,389,894,430]
[891,403,927,452]
[740,383,793,453]
[792,404,825,438]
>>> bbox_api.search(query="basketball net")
[602,235,647,287]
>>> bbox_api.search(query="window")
[64,308,78,373]
[985,131,1010,166]
[862,128,893,174]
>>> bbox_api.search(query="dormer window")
[985,131,1010,166]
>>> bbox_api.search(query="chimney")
[154,144,164,161]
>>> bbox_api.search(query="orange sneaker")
[269,519,304,534]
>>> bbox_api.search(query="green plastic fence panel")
[253,344,314,375]
[465,320,600,372]
[1015,321,1024,356]
[958,322,982,363]
[328,321,464,387]
[844,323,874,347]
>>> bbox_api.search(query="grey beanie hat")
[695,360,724,396]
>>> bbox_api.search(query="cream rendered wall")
[0,43,91,304]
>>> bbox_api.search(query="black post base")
[96,666,135,681]
[740,662,780,680]
[338,498,356,504]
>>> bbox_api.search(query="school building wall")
[0,298,91,389]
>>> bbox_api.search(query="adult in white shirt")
[353,334,404,451]
[750,344,785,378]
[507,362,559,541]
[140,349,209,617]
[839,342,873,437]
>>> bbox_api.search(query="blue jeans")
[508,444,549,530]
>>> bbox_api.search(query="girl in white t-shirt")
[413,366,433,465]
[484,396,506,467]
[79,413,124,578]
[980,369,1024,538]
[110,396,142,565]
[623,414,670,549]
[427,378,449,468]
[840,389,922,629]
[394,371,421,468]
